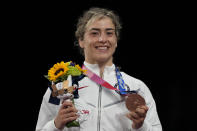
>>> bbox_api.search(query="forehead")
[86,17,115,31]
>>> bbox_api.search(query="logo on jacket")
[75,101,90,123]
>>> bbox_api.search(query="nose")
[98,33,107,43]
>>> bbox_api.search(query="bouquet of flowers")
[45,61,86,127]
[45,61,85,83]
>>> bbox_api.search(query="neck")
[98,62,108,78]
[85,57,113,77]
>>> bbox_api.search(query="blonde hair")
[75,7,122,41]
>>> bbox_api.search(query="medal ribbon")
[82,65,126,94]
[115,67,127,95]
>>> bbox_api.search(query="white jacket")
[36,62,162,131]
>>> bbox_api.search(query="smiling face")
[79,17,117,65]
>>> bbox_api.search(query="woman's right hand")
[54,100,78,130]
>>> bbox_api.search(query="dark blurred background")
[4,0,194,130]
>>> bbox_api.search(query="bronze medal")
[125,93,146,112]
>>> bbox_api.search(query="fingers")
[126,105,149,122]
[60,107,77,115]
[135,105,148,117]
[54,101,78,129]
[62,108,78,126]
[60,101,78,116]
[60,101,73,109]
[63,115,78,124]
[61,101,78,117]
[60,111,78,123]
[127,111,145,129]
[138,105,149,112]
[58,110,78,120]
[65,112,78,118]
[55,114,78,129]
[126,105,149,129]
[130,111,139,119]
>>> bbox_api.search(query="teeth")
[97,47,107,50]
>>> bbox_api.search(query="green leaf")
[67,66,81,76]
[66,120,80,128]
[44,75,49,79]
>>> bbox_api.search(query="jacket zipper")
[97,84,102,131]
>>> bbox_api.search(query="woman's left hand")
[126,105,149,129]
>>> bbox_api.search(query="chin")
[95,55,112,63]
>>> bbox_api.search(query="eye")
[91,31,99,36]
[106,31,114,36]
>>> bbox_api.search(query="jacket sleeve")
[132,81,162,131]
[35,88,60,131]
[36,88,71,131]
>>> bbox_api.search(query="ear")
[79,39,84,48]
[115,42,117,48]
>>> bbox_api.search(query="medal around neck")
[45,61,86,128]
[125,93,146,112]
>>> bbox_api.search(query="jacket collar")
[84,61,115,76]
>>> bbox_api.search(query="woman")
[36,7,162,131]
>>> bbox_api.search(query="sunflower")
[48,61,69,82]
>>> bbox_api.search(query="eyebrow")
[89,28,115,31]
